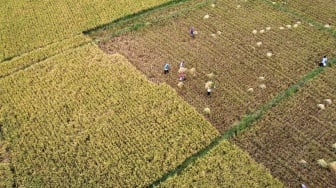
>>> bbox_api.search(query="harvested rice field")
[91,0,336,187]
[270,0,336,28]
[95,0,336,133]
[234,66,336,187]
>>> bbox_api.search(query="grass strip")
[95,2,209,43]
[261,0,336,38]
[83,0,194,35]
[148,58,336,187]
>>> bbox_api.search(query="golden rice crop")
[160,141,283,187]
[0,44,219,187]
[0,0,171,62]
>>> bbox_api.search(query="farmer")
[207,87,212,96]
[320,55,327,67]
[164,63,170,74]
[179,61,184,68]
[179,72,185,81]
[190,27,195,38]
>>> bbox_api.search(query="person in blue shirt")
[164,63,170,74]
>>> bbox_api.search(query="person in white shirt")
[320,55,327,67]
[179,61,184,68]
[207,87,212,96]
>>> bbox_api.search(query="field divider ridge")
[83,0,197,35]
[147,57,336,187]
[0,36,92,80]
[261,0,336,38]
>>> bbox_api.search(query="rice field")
[96,0,336,133]
[2,0,336,187]
[270,0,336,28]
[0,0,170,62]
[0,43,220,187]
[234,66,336,187]
[160,141,283,187]
[92,0,336,186]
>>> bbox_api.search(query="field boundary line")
[261,0,336,38]
[83,0,196,35]
[96,2,210,43]
[0,39,92,80]
[147,58,336,187]
[0,34,89,64]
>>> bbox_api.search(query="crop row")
[0,0,171,62]
[271,0,336,27]
[234,66,336,187]
[0,43,219,187]
[98,0,336,133]
[0,34,91,79]
[159,140,283,187]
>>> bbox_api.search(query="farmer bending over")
[320,55,327,67]
[164,63,170,74]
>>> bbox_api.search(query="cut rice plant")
[317,159,328,168]
[189,68,196,76]
[259,84,266,89]
[203,108,211,114]
[332,143,336,151]
[205,81,214,89]
[324,99,332,104]
[299,159,308,167]
[317,104,325,110]
[207,73,215,79]
[178,82,184,88]
[329,161,336,173]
